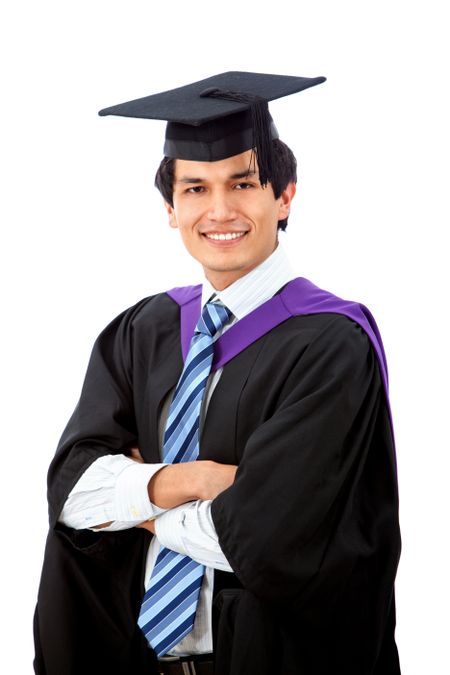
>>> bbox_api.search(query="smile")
[204,232,246,241]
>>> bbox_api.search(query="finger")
[136,520,155,533]
[129,447,144,463]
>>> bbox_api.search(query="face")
[165,149,296,290]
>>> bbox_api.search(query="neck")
[204,243,279,291]
[205,271,247,291]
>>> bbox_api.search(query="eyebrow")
[229,170,258,180]
[176,170,259,185]
[176,177,204,184]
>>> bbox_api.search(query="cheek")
[173,202,201,231]
[178,224,202,255]
[253,194,279,224]
[254,204,278,233]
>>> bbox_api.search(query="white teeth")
[206,232,245,241]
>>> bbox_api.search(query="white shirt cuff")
[59,454,168,531]
[112,460,168,525]
[155,500,233,572]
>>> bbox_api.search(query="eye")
[234,182,254,190]
[186,185,205,194]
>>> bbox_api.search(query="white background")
[1,1,449,672]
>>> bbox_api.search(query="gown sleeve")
[211,315,400,607]
[35,297,165,675]
[46,297,150,528]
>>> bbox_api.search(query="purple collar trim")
[166,277,389,394]
[166,278,395,459]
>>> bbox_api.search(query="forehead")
[173,149,258,181]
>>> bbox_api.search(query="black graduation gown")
[33,289,401,675]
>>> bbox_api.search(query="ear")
[164,202,178,229]
[277,182,296,221]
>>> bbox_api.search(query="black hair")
[154,138,297,231]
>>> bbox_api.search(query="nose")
[206,190,238,223]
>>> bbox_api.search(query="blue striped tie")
[138,300,232,657]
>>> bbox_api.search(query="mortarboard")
[99,71,326,185]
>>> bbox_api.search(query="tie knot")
[196,301,232,337]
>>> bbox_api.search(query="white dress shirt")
[60,241,295,655]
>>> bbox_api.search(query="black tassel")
[199,88,273,187]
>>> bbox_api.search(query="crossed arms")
[93,447,237,533]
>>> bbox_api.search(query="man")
[34,72,401,675]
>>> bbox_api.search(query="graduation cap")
[99,71,326,186]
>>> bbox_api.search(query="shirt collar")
[201,239,296,321]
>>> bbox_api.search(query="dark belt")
[158,654,214,675]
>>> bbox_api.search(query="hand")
[196,461,238,501]
[148,460,238,509]
[136,519,156,534]
[128,446,144,463]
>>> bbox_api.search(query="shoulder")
[263,313,379,398]
[85,290,182,372]
[97,290,181,339]
[249,314,376,398]
[314,313,372,351]
[278,276,384,368]
[268,311,372,356]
